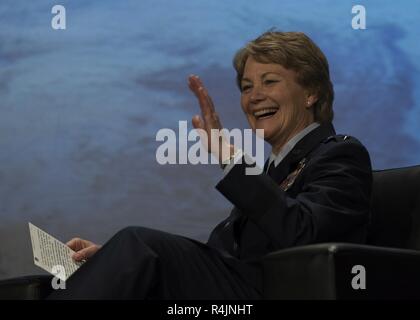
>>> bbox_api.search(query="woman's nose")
[249,86,266,104]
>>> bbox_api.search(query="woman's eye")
[241,85,252,92]
[264,80,278,85]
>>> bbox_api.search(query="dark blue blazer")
[207,123,372,261]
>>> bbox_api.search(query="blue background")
[0,0,419,278]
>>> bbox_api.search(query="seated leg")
[47,226,261,299]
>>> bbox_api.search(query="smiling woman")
[47,30,372,300]
[239,57,316,155]
[234,31,334,155]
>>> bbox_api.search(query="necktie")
[267,161,276,178]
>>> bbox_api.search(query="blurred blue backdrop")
[0,0,419,278]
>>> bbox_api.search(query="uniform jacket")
[207,122,372,261]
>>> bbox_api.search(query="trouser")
[47,226,262,299]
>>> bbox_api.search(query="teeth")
[253,108,278,117]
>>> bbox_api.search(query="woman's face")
[240,56,315,150]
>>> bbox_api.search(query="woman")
[48,31,372,299]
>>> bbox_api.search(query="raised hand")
[188,75,234,164]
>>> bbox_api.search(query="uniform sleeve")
[215,140,372,250]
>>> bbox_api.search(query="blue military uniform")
[206,123,372,292]
[48,122,372,299]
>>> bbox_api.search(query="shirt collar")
[267,122,320,169]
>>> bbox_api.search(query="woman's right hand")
[66,237,101,262]
[188,75,235,164]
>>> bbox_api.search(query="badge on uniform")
[279,158,307,191]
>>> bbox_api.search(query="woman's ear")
[305,92,318,109]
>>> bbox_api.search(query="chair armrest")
[0,275,53,300]
[262,243,420,299]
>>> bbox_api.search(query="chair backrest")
[367,165,420,250]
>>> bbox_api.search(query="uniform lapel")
[268,123,336,184]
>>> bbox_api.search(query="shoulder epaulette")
[322,134,350,143]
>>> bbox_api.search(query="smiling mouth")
[253,107,279,120]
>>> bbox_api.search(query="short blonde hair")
[233,31,334,123]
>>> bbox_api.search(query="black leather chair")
[263,165,420,299]
[0,275,52,300]
[1,165,419,299]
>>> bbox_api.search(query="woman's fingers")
[188,75,221,129]
[194,77,217,114]
[189,76,211,122]
[188,74,202,94]
[66,238,86,252]
[192,115,204,130]
[188,75,201,99]
[193,76,217,114]
[72,245,101,262]
[188,76,209,111]
[66,237,100,261]
[188,74,198,92]
[189,75,228,158]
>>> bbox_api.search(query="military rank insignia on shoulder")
[323,134,350,144]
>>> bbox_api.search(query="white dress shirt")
[223,122,320,175]
[266,122,320,172]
